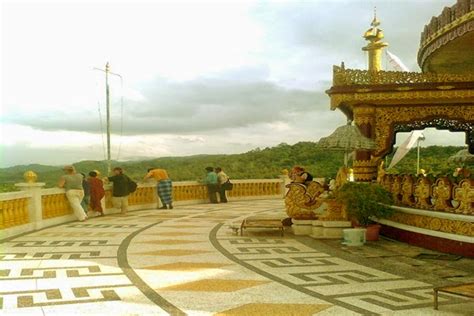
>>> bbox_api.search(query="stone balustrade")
[0,191,30,229]
[380,174,473,215]
[0,178,286,240]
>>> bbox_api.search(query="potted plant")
[335,182,394,241]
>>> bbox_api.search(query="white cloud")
[1,0,462,167]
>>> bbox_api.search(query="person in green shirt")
[204,167,218,203]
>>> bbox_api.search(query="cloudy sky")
[1,0,464,167]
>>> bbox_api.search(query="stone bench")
[434,282,474,310]
[240,216,284,237]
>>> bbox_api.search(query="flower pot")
[365,224,381,241]
[343,228,367,246]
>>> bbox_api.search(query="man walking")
[144,168,173,209]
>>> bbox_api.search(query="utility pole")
[105,62,111,174]
[94,63,122,174]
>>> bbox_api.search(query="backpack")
[128,177,138,193]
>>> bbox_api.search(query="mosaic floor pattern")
[1,199,473,315]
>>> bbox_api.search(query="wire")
[115,76,124,161]
[95,75,107,161]
[97,100,107,161]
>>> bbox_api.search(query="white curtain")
[386,50,409,72]
[388,131,425,169]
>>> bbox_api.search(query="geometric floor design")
[1,199,473,315]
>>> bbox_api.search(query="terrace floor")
[1,199,473,315]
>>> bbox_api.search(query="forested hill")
[0,143,465,191]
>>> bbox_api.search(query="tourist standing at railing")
[88,171,105,216]
[216,167,228,203]
[58,165,88,222]
[144,168,173,210]
[80,173,91,214]
[105,167,130,215]
[204,167,218,203]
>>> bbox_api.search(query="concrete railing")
[0,178,289,240]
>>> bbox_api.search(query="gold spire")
[371,7,380,27]
[362,7,388,72]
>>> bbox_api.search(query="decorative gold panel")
[389,211,473,237]
[332,66,474,86]
[432,177,454,211]
[414,177,433,209]
[383,173,473,215]
[453,179,474,214]
[373,105,472,157]
[401,175,416,206]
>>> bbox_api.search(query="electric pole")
[94,62,122,174]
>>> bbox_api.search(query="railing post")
[279,170,291,198]
[15,182,46,229]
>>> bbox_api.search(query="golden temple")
[326,0,474,256]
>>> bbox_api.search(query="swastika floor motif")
[1,199,473,315]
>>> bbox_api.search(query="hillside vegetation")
[0,142,467,192]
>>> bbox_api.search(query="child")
[88,171,105,216]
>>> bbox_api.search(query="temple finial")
[362,7,388,72]
[371,6,380,27]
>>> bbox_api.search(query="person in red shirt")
[88,171,105,216]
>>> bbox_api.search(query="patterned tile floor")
[1,199,473,315]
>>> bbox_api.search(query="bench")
[240,216,284,237]
[433,282,474,310]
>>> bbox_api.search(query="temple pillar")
[353,106,378,181]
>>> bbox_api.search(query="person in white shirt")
[216,167,229,203]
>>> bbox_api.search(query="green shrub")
[336,182,394,226]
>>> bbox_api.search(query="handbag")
[223,179,233,191]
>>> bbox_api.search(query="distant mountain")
[0,164,60,173]
[0,143,466,192]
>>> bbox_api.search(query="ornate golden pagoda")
[325,0,474,257]
[326,1,474,182]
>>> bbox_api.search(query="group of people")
[204,167,230,203]
[59,165,232,221]
[58,166,106,221]
[59,166,139,221]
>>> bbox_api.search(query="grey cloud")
[5,75,332,135]
[251,0,454,72]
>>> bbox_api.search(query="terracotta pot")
[365,224,381,241]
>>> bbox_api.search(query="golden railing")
[332,66,474,86]
[173,182,208,201]
[0,198,29,229]
[41,191,73,219]
[380,174,473,215]
[1,178,285,235]
[128,186,155,205]
[228,180,281,197]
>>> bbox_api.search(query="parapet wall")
[0,179,286,241]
